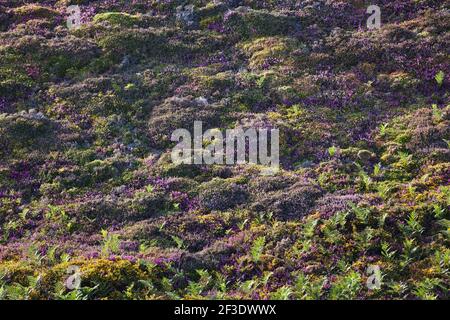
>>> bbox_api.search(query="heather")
[0,0,448,300]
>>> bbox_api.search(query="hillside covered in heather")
[0,0,449,300]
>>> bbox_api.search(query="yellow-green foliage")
[1,0,448,301]
[225,9,298,39]
[197,71,235,91]
[93,12,141,27]
[377,71,420,91]
[240,37,297,69]
[96,29,165,61]
[11,4,60,22]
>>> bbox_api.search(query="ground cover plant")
[0,0,448,300]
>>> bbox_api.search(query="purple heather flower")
[0,98,9,112]
[121,255,137,263]
[25,65,40,79]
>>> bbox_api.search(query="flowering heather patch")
[0,0,449,301]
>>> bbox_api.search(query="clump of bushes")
[10,4,61,25]
[224,8,299,39]
[147,96,224,149]
[198,178,248,211]
[239,37,299,69]
[0,111,53,157]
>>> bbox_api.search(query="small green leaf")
[328,146,337,157]
[443,139,450,149]
[171,235,184,249]
[435,71,445,86]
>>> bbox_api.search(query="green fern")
[269,286,292,300]
[171,235,185,249]
[328,145,337,157]
[100,230,121,257]
[250,236,266,263]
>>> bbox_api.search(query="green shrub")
[93,12,141,27]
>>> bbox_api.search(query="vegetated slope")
[0,0,448,300]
